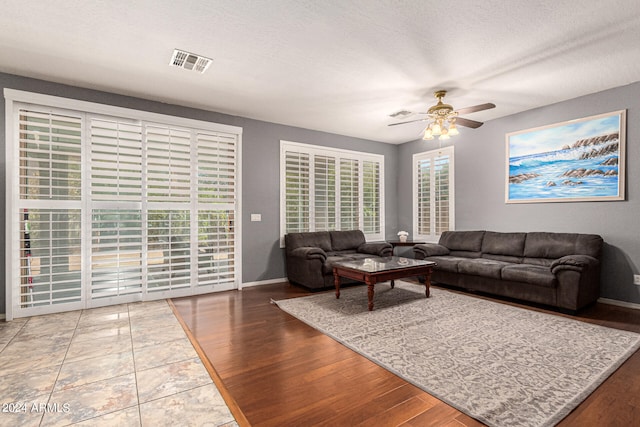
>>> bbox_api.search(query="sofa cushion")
[326,250,357,256]
[483,254,523,263]
[286,231,332,253]
[322,253,372,274]
[426,256,466,273]
[523,232,603,259]
[458,258,511,279]
[482,232,526,257]
[439,230,485,252]
[450,250,482,258]
[330,230,366,251]
[502,264,557,288]
[522,257,553,267]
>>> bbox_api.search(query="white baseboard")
[598,297,640,310]
[242,277,288,288]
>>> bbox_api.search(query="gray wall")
[3,72,638,312]
[399,82,640,304]
[0,72,399,314]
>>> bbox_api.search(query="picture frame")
[505,110,626,203]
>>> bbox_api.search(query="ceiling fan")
[388,90,495,140]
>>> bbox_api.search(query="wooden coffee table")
[333,256,437,311]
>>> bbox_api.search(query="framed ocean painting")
[505,110,626,203]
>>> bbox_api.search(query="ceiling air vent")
[169,49,212,73]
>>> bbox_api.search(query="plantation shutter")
[89,118,144,300]
[90,119,142,201]
[339,158,359,230]
[280,141,384,242]
[7,91,241,320]
[284,150,310,233]
[18,109,83,309]
[313,155,336,231]
[146,125,192,203]
[434,154,451,234]
[145,125,192,292]
[196,132,238,287]
[362,160,380,235]
[91,209,143,299]
[413,147,455,241]
[416,157,432,237]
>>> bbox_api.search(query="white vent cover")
[170,49,212,73]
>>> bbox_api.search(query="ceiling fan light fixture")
[388,89,495,141]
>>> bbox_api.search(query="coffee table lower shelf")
[332,258,436,311]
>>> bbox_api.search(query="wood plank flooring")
[171,282,640,426]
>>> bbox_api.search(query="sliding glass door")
[6,91,242,319]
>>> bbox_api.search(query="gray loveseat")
[413,230,603,312]
[285,230,393,290]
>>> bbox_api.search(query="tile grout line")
[51,307,140,426]
[41,311,81,427]
[129,301,144,427]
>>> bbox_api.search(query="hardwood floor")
[171,282,640,426]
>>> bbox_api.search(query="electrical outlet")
[634,275,640,285]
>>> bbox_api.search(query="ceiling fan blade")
[456,117,484,129]
[388,118,428,126]
[455,103,496,115]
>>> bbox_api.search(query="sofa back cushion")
[285,231,332,254]
[330,230,366,251]
[439,231,485,257]
[523,232,603,261]
[481,231,526,263]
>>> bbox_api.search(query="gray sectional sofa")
[285,230,393,290]
[413,230,603,312]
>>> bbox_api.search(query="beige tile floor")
[0,300,238,427]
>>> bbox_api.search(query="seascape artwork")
[506,110,625,203]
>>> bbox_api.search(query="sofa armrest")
[290,246,327,262]
[413,243,450,258]
[551,255,599,274]
[357,242,393,257]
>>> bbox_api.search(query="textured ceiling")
[1,0,640,144]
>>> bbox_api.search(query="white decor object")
[397,230,409,242]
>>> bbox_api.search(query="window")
[5,89,241,320]
[280,141,384,243]
[413,146,455,242]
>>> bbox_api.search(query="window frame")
[280,140,385,245]
[4,89,242,320]
[412,146,455,242]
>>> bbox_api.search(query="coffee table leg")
[333,270,341,299]
[424,270,432,298]
[367,283,374,311]
[390,280,395,289]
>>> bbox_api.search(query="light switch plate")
[251,214,262,222]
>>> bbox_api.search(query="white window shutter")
[8,95,241,319]
[284,150,310,233]
[413,147,455,241]
[313,155,336,231]
[280,141,384,243]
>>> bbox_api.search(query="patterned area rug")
[275,282,640,427]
